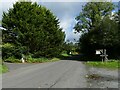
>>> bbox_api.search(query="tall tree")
[74,2,115,33]
[2,2,65,59]
[74,2,120,59]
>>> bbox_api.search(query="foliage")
[4,56,21,63]
[74,2,120,59]
[86,60,120,69]
[0,64,8,74]
[3,54,60,63]
[62,41,79,55]
[2,43,15,59]
[2,43,27,60]
[26,57,59,63]
[74,2,115,33]
[79,16,119,58]
[50,57,60,61]
[2,1,65,59]
[61,53,70,57]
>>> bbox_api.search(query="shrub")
[26,56,60,63]
[2,2,65,58]
[2,43,15,60]
[26,57,48,63]
[4,56,21,63]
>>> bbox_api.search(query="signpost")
[96,49,108,62]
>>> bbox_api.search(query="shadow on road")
[58,54,86,61]
[58,54,101,62]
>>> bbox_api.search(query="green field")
[86,60,119,69]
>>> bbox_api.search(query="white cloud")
[39,2,84,42]
[65,29,81,42]
[59,15,81,42]
[59,16,73,31]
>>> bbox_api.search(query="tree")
[74,2,120,59]
[2,2,65,59]
[74,2,115,33]
[62,41,79,55]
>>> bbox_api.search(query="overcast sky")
[0,0,119,42]
[39,2,86,42]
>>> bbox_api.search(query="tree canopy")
[74,2,120,59]
[2,2,65,59]
[74,2,115,33]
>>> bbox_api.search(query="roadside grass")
[26,57,60,63]
[4,56,60,63]
[1,57,60,73]
[61,53,70,57]
[0,64,8,74]
[4,57,21,63]
[3,52,71,63]
[86,60,120,69]
[61,52,78,56]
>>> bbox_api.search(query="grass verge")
[26,57,60,63]
[0,64,8,74]
[4,56,60,63]
[61,53,70,57]
[3,52,71,63]
[86,60,120,69]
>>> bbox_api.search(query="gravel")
[86,66,119,88]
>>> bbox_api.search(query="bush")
[26,57,48,63]
[4,56,21,63]
[3,53,60,63]
[2,43,28,60]
[2,43,15,60]
[26,56,59,63]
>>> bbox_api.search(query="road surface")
[2,59,119,88]
[2,60,88,88]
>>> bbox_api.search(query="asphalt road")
[2,59,119,88]
[2,60,88,88]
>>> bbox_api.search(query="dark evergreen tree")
[2,2,65,59]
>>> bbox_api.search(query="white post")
[21,57,25,63]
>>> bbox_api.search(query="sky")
[39,2,85,42]
[0,0,119,42]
